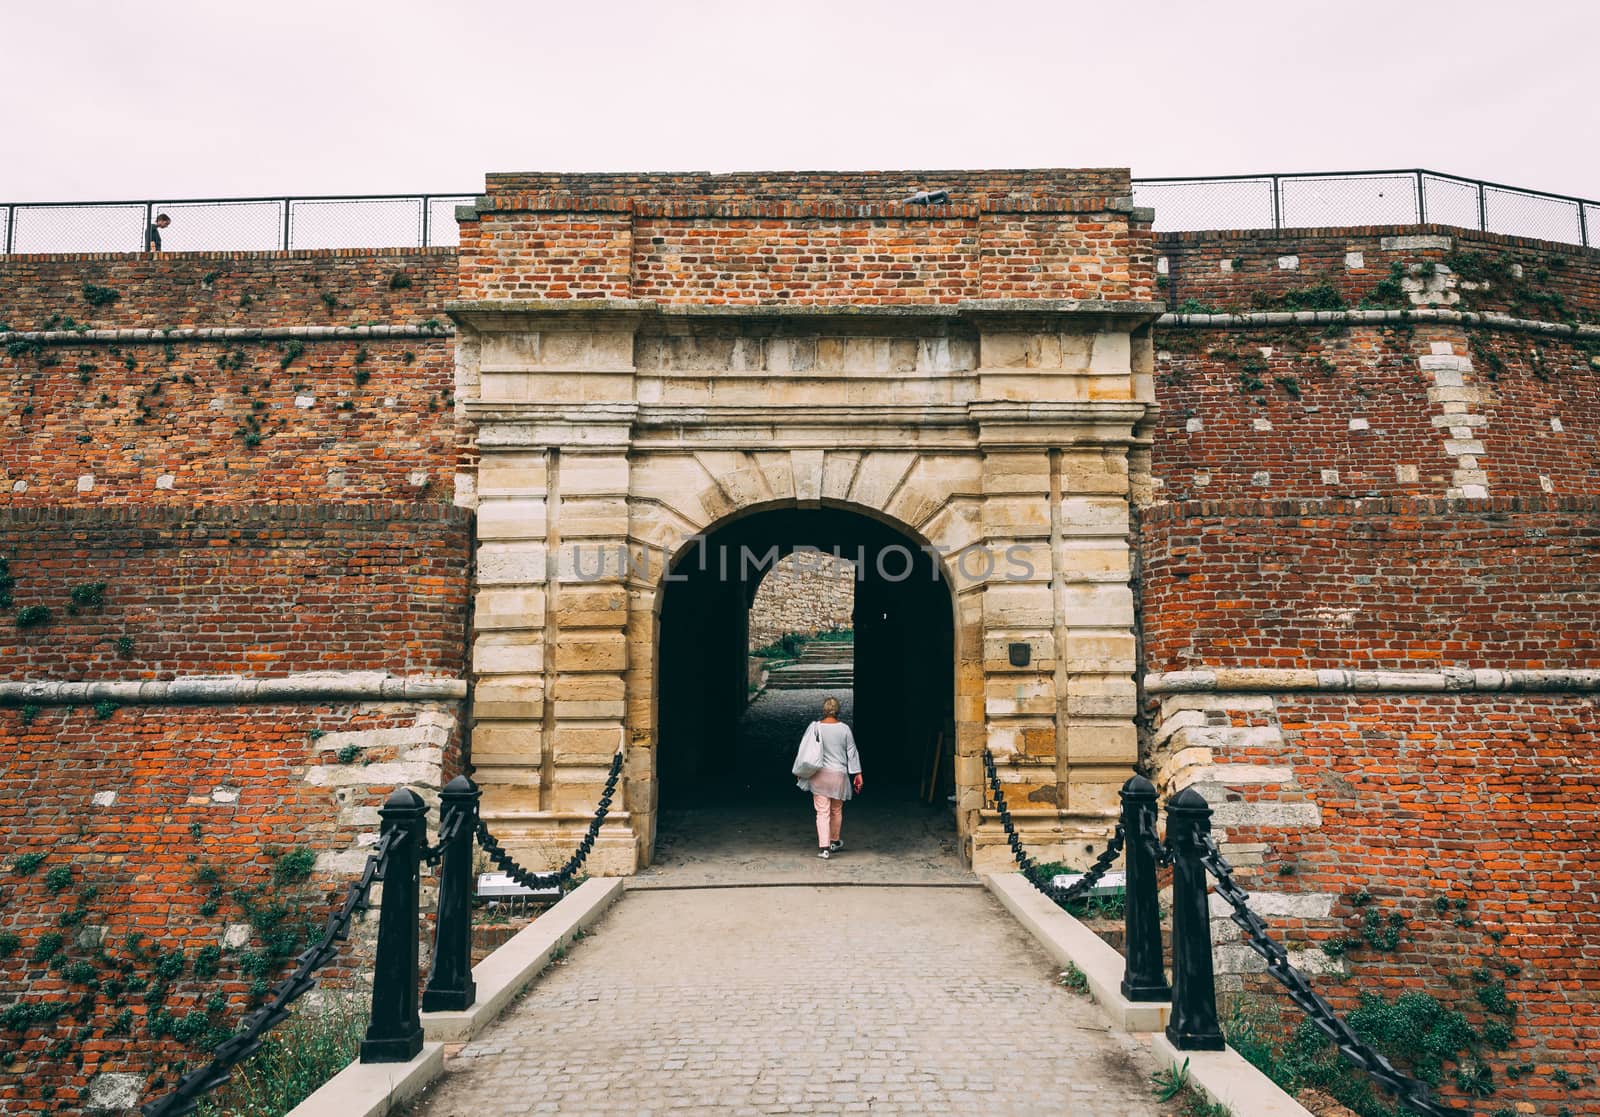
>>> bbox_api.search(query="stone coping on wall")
[1156,220,1600,261]
[456,194,1147,221]
[0,671,467,706]
[2,246,457,263]
[1145,668,1600,695]
[1137,493,1600,523]
[0,501,473,528]
[447,298,1168,328]
[0,323,454,342]
[1157,304,1600,338]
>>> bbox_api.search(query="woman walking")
[795,696,863,859]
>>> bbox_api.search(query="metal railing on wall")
[2,170,1596,254]
[0,193,474,254]
[1131,168,1597,246]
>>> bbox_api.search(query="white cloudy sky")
[2,0,1596,202]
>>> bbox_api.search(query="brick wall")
[2,337,456,503]
[1152,324,1463,500]
[457,170,1155,305]
[1471,333,1600,493]
[0,251,460,505]
[1138,497,1600,673]
[0,700,461,1115]
[0,248,456,330]
[1157,225,1600,319]
[0,504,470,680]
[1159,692,1600,1114]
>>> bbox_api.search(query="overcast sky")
[3,0,1596,203]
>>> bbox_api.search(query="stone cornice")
[458,194,1141,220]
[0,672,468,706]
[0,323,453,343]
[1159,306,1600,339]
[449,299,1167,331]
[1145,668,1600,695]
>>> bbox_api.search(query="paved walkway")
[410,888,1167,1117]
[638,688,969,887]
[405,686,1167,1115]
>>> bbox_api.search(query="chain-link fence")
[3,171,1595,253]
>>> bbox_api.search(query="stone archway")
[453,299,1155,875]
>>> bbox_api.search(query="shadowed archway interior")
[656,505,956,811]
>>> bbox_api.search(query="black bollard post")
[1164,786,1225,1050]
[423,775,480,1013]
[1119,775,1171,1003]
[361,787,427,1063]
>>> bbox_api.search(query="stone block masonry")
[747,553,854,650]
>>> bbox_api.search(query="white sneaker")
[817,848,830,860]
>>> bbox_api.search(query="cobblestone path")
[407,887,1167,1116]
[638,688,971,888]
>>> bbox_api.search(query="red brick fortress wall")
[1138,497,1600,673]
[0,504,470,681]
[1156,224,1600,318]
[0,250,459,504]
[0,701,465,1113]
[1142,221,1600,1113]
[1151,228,1600,503]
[0,249,470,1113]
[0,248,456,329]
[456,168,1157,304]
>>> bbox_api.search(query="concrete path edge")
[421,876,626,1043]
[1150,1033,1316,1117]
[985,872,1170,1031]
[986,873,1315,1117]
[283,1042,444,1117]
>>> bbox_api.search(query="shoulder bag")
[792,720,824,779]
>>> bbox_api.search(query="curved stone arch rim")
[650,494,962,619]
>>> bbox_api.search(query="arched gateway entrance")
[656,503,956,810]
[448,168,1161,877]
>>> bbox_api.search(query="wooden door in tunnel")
[654,505,956,812]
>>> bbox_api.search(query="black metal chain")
[141,829,402,1117]
[421,798,467,868]
[1197,832,1459,1117]
[475,747,624,889]
[1138,802,1171,868]
[982,749,1125,908]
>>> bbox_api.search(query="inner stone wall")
[747,553,855,650]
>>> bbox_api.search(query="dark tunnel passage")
[656,504,956,810]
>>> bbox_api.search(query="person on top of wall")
[146,213,171,252]
[793,695,863,859]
